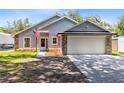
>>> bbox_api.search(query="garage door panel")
[67,36,105,54]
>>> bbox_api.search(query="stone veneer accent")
[61,34,67,55]
[105,35,112,54]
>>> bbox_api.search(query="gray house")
[14,15,112,55]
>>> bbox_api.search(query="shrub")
[16,48,36,52]
[47,48,62,56]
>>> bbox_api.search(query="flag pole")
[36,37,37,52]
[33,28,40,53]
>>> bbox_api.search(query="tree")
[108,24,119,35]
[24,18,31,28]
[63,10,111,30]
[0,27,7,33]
[62,10,83,23]
[8,18,32,34]
[117,15,124,35]
[6,21,13,34]
[0,18,32,34]
[85,16,111,29]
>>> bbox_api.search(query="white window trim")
[51,36,58,45]
[23,36,31,48]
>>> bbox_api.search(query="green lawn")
[0,51,38,63]
[112,50,124,56]
[0,50,123,64]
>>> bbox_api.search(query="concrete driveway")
[68,55,124,83]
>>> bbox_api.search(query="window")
[52,37,58,45]
[24,37,31,48]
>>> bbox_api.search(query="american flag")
[33,28,41,39]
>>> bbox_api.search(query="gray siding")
[40,18,77,47]
[18,17,77,48]
[18,29,36,48]
[68,21,106,31]
[18,16,60,48]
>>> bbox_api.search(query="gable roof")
[14,14,61,36]
[65,20,111,33]
[38,16,78,30]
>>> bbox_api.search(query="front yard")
[0,50,124,83]
[0,51,87,83]
[1,50,122,64]
[0,51,38,63]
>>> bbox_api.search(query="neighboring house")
[0,32,14,47]
[14,15,112,55]
[112,36,124,52]
[112,36,118,51]
[117,36,124,52]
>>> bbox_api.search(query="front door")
[40,38,47,50]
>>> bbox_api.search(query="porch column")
[105,35,112,54]
[37,37,40,52]
[62,34,67,55]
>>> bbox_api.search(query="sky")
[0,9,124,27]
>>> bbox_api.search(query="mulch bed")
[0,56,88,83]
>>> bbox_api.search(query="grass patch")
[0,51,37,63]
[112,50,124,56]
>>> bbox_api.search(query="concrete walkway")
[37,52,46,58]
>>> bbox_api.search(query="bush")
[47,48,62,56]
[16,48,36,52]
